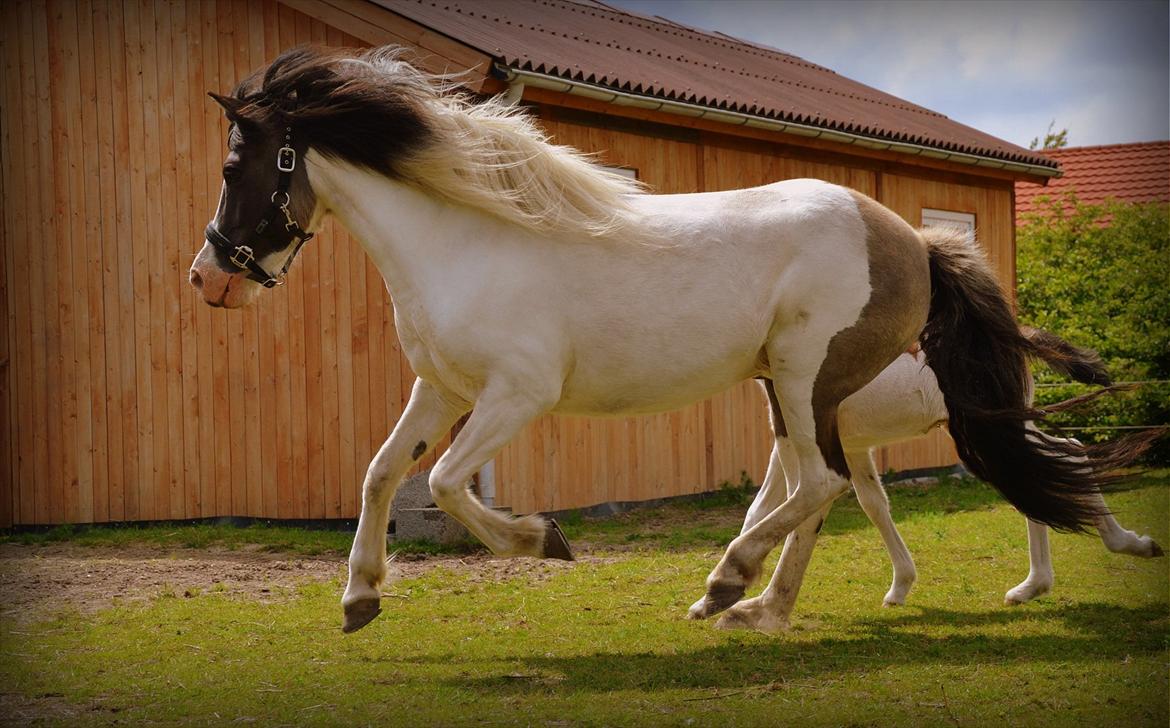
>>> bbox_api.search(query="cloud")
[613,0,1169,147]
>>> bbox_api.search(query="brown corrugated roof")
[1016,141,1169,216]
[373,0,1059,172]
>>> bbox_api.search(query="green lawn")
[1,473,1167,726]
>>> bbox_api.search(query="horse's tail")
[1021,326,1112,386]
[918,226,1156,532]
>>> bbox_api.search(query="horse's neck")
[306,153,474,311]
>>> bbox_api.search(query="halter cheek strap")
[204,127,315,288]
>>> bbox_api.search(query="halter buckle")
[230,245,255,270]
[277,146,296,173]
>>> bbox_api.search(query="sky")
[611,0,1170,150]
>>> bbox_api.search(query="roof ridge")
[505,0,948,121]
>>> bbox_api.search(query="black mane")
[231,46,433,176]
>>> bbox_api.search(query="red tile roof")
[375,0,1058,173]
[1016,141,1170,217]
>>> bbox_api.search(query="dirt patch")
[0,543,346,623]
[0,543,612,624]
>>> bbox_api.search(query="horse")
[730,329,1163,630]
[189,46,1143,634]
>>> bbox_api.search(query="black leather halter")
[204,127,315,288]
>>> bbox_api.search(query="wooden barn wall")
[0,0,453,526]
[0,0,1015,525]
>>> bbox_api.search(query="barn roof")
[1016,141,1170,216]
[374,0,1060,176]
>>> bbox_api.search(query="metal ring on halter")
[271,190,291,207]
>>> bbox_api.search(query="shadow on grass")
[417,601,1168,694]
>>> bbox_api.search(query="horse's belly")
[552,347,764,417]
[838,353,949,450]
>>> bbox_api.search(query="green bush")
[1016,193,1169,461]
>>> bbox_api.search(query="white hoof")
[882,579,913,607]
[1004,579,1052,605]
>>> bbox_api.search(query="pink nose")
[189,268,204,290]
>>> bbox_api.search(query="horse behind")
[189,46,1139,634]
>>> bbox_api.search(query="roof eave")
[500,65,1062,180]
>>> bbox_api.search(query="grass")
[1,473,1167,726]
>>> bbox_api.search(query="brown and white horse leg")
[688,368,855,628]
[722,383,833,631]
[343,378,468,632]
[717,495,834,632]
[850,449,917,606]
[427,383,573,561]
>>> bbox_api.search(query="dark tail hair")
[1021,326,1112,386]
[918,227,1159,532]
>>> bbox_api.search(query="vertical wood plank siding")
[0,0,1014,525]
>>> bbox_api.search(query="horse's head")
[190,90,318,308]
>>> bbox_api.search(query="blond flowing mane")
[365,50,646,239]
[244,46,647,239]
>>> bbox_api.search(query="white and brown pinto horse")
[739,333,1162,630]
[190,47,1147,634]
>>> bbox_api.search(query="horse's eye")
[223,165,241,184]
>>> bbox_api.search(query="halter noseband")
[204,126,315,288]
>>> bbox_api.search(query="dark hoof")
[689,581,745,620]
[543,518,575,561]
[342,598,382,633]
[1152,540,1165,558]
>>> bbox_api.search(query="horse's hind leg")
[1095,498,1164,557]
[343,378,468,632]
[706,381,834,631]
[688,354,860,626]
[740,381,798,535]
[850,449,917,606]
[1005,492,1164,606]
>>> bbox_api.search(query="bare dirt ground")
[0,543,596,626]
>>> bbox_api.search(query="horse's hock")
[391,470,471,545]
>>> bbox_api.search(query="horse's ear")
[208,91,244,118]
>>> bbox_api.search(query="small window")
[603,165,638,180]
[922,208,975,239]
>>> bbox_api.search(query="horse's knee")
[361,463,396,502]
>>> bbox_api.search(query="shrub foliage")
[1016,193,1169,460]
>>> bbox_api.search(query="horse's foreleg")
[342,378,468,633]
[1004,519,1055,605]
[850,448,916,606]
[427,384,570,560]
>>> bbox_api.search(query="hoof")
[714,597,789,633]
[342,598,382,633]
[543,518,575,561]
[1151,540,1165,558]
[687,581,745,620]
